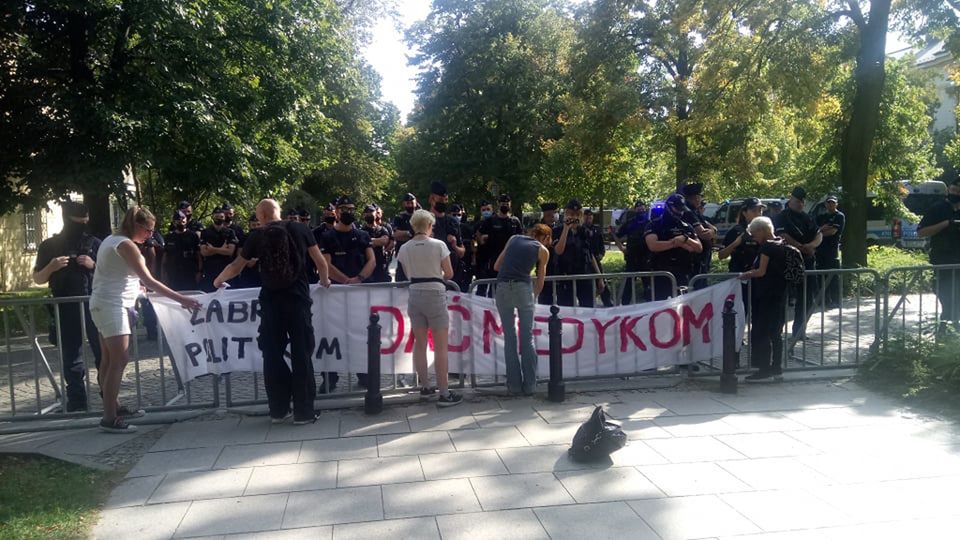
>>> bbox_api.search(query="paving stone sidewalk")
[79,379,960,540]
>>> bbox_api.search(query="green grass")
[858,331,960,419]
[0,454,121,540]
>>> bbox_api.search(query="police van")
[710,198,789,239]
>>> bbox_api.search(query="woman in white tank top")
[90,207,202,433]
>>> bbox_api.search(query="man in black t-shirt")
[719,198,764,314]
[199,207,239,292]
[449,204,475,292]
[775,186,822,339]
[362,204,394,283]
[215,199,330,424]
[428,182,465,286]
[918,180,960,324]
[235,213,262,289]
[615,200,651,305]
[32,201,102,411]
[391,193,418,282]
[552,200,601,308]
[478,194,524,283]
[583,209,613,307]
[163,211,202,291]
[319,196,375,391]
[815,195,845,307]
[645,194,702,300]
[221,203,246,245]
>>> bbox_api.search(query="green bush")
[859,331,960,414]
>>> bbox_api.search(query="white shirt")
[397,235,450,291]
[90,235,142,309]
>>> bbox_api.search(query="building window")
[23,210,42,252]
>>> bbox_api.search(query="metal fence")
[1,265,954,424]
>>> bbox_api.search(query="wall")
[0,202,63,292]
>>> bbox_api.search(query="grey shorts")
[407,288,449,330]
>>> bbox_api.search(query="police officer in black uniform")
[553,199,602,307]
[362,204,394,283]
[449,203,474,292]
[478,194,524,287]
[615,200,651,304]
[718,197,765,313]
[298,208,312,227]
[221,203,246,245]
[139,227,165,341]
[583,209,613,307]
[319,196,376,391]
[286,208,300,222]
[236,213,262,289]
[680,182,717,278]
[473,200,495,295]
[162,211,202,291]
[178,200,204,235]
[774,186,822,340]
[540,202,559,228]
[815,195,845,308]
[32,201,102,411]
[645,194,703,300]
[428,182,465,286]
[391,193,418,282]
[199,207,239,292]
[918,179,960,326]
[537,202,562,305]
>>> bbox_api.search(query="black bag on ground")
[568,405,627,462]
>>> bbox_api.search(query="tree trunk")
[674,49,692,191]
[839,0,891,268]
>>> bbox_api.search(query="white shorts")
[90,304,136,338]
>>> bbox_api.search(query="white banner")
[152,279,744,383]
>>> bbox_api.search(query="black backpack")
[783,244,806,286]
[568,406,628,462]
[259,222,304,291]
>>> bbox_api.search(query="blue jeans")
[495,281,537,394]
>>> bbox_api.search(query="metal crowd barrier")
[4,264,959,424]
[881,264,960,345]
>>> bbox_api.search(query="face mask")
[481,210,493,219]
[948,194,960,204]
[404,206,415,214]
[363,214,375,225]
[434,202,447,214]
[499,205,510,215]
[224,215,233,223]
[323,216,336,225]
[174,223,186,232]
[450,216,461,225]
[213,218,225,226]
[339,212,356,225]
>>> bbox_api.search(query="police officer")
[540,202,559,227]
[553,199,602,307]
[918,179,960,326]
[391,193,418,282]
[285,208,300,222]
[478,194,524,288]
[362,204,394,283]
[178,200,203,234]
[428,182,465,284]
[614,200,651,304]
[472,200,495,295]
[319,196,376,391]
[32,201,102,411]
[139,226,165,341]
[645,193,703,300]
[199,207,239,292]
[718,197,765,313]
[680,182,717,277]
[298,208,312,227]
[775,186,822,340]
[162,211,202,291]
[449,203,474,292]
[766,200,783,219]
[221,203,246,245]
[815,195,845,308]
[583,209,613,307]
[236,213,262,289]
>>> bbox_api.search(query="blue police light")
[650,202,666,219]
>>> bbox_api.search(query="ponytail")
[120,206,156,238]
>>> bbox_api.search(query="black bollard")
[720,298,738,394]
[365,313,383,414]
[547,305,565,402]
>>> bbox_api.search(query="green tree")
[399,0,575,211]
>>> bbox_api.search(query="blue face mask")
[450,216,461,225]
[481,211,493,219]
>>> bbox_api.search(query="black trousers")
[935,267,960,323]
[556,278,595,308]
[595,261,614,307]
[53,301,102,408]
[751,296,786,373]
[815,255,841,306]
[258,291,316,419]
[140,298,159,339]
[790,259,817,338]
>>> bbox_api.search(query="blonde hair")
[410,209,436,235]
[747,216,774,237]
[120,206,156,237]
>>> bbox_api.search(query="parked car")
[711,198,789,239]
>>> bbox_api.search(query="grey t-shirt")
[497,236,541,283]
